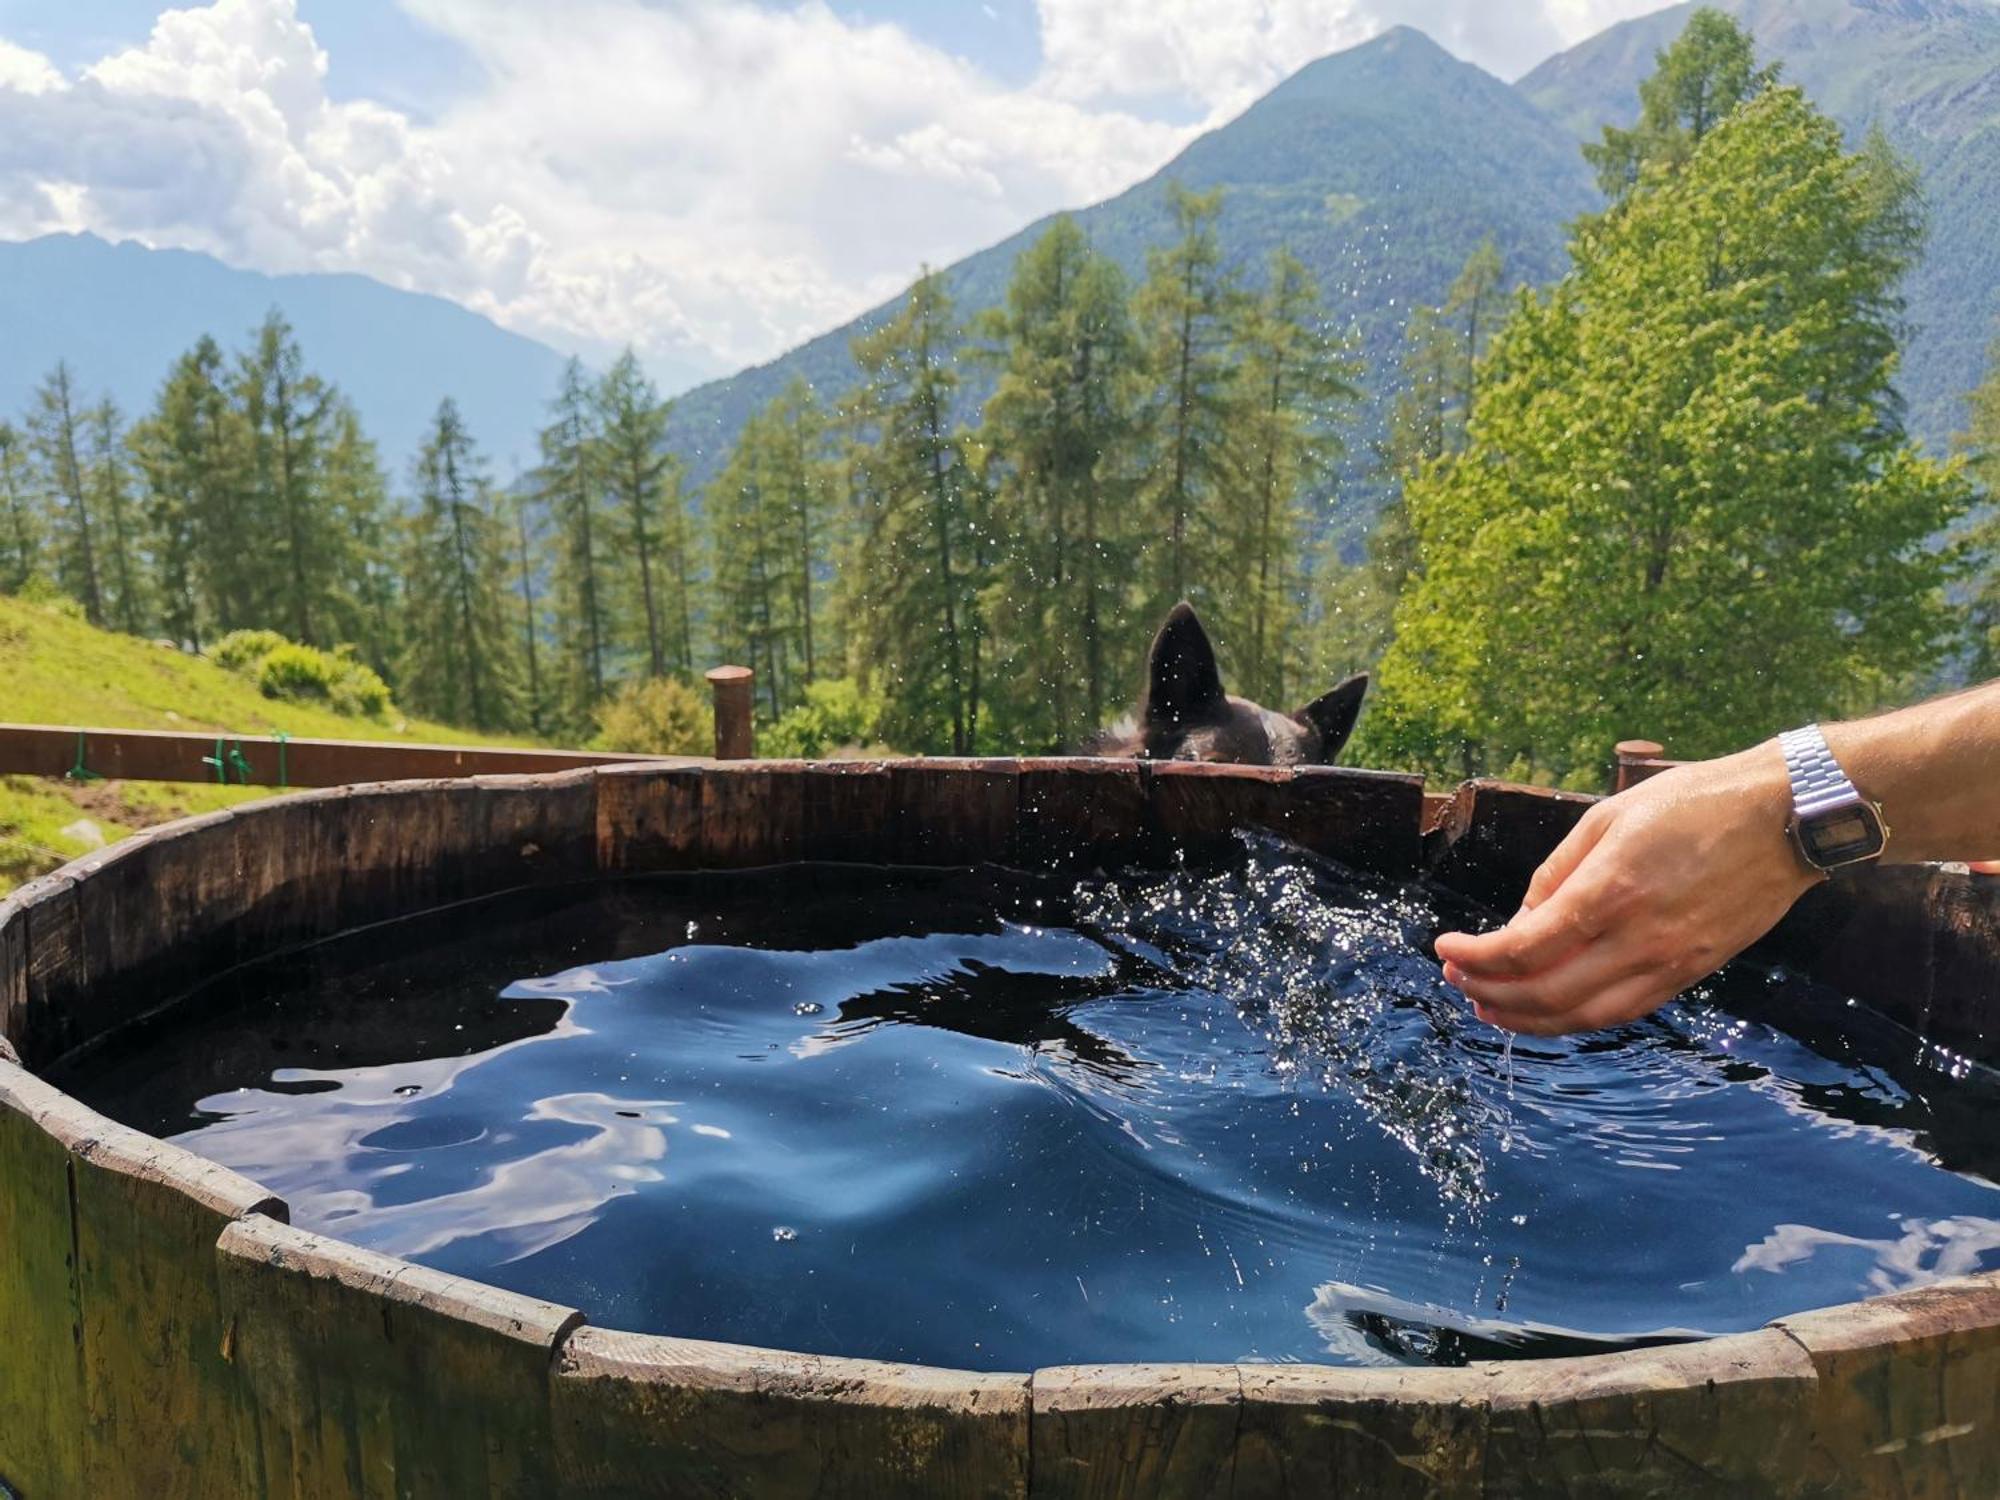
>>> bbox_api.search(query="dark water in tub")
[56,833,2000,1371]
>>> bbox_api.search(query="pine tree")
[0,422,40,592]
[1135,184,1240,620]
[1219,248,1360,707]
[399,400,521,730]
[978,216,1141,746]
[845,271,986,753]
[1368,68,1969,780]
[28,363,103,622]
[535,359,613,731]
[597,351,693,679]
[510,487,549,734]
[84,401,149,635]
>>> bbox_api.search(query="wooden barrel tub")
[0,760,1994,1498]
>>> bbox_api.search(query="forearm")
[1818,680,2000,865]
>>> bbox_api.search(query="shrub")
[212,630,393,719]
[761,678,887,759]
[592,676,710,756]
[209,629,291,674]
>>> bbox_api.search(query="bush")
[212,629,393,719]
[592,676,710,756]
[761,678,886,759]
[209,629,291,674]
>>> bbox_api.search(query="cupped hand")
[1434,743,1824,1036]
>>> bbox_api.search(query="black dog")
[1084,602,1368,765]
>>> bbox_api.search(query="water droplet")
[393,1084,422,1097]
[793,1001,823,1016]
[772,1225,798,1243]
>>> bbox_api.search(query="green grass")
[0,594,537,894]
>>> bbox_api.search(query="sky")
[0,0,1675,394]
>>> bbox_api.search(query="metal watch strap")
[1778,724,1859,818]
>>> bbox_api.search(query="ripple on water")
[53,840,2000,1372]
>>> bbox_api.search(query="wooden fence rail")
[0,723,692,789]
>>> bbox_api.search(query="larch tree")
[322,401,399,675]
[1585,5,1776,198]
[84,401,149,635]
[238,311,346,645]
[1218,248,1360,708]
[596,351,693,679]
[0,421,41,592]
[1135,183,1240,622]
[1958,336,2000,679]
[28,363,103,621]
[709,408,789,719]
[1366,41,1969,780]
[978,216,1141,746]
[536,359,614,731]
[844,270,987,753]
[400,399,521,730]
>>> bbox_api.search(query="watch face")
[1798,802,1887,867]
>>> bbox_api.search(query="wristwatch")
[1779,724,1889,873]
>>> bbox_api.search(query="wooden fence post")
[1614,739,1666,794]
[705,667,754,761]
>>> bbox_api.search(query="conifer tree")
[845,271,986,753]
[711,379,837,718]
[1219,248,1359,707]
[0,421,40,592]
[238,311,346,645]
[535,359,613,730]
[511,488,549,734]
[28,363,103,622]
[1585,7,1775,198]
[1368,61,1968,779]
[129,337,251,646]
[978,216,1140,745]
[322,402,399,673]
[400,400,521,730]
[1958,336,2000,679]
[1135,184,1240,620]
[84,401,149,635]
[597,351,693,679]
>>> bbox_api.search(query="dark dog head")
[1086,602,1368,765]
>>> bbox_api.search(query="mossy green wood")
[217,1215,582,1498]
[0,1062,88,1496]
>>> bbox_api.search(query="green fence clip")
[202,738,255,785]
[202,738,228,783]
[227,741,254,784]
[64,730,102,782]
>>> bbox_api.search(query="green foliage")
[533,358,614,734]
[0,422,42,593]
[398,399,524,731]
[253,642,392,718]
[209,628,291,673]
[1135,185,1241,621]
[843,271,989,754]
[709,378,837,721]
[977,216,1142,746]
[598,350,694,680]
[1366,80,1972,780]
[1584,8,1776,198]
[209,628,393,719]
[1958,336,2000,679]
[591,675,709,756]
[761,678,887,759]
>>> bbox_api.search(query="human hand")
[1435,743,1823,1035]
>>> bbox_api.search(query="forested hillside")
[1522,0,2000,446]
[663,26,1597,527]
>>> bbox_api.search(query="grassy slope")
[0,594,530,893]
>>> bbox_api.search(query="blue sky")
[0,0,1668,390]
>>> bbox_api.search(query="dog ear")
[1142,602,1226,726]
[1296,673,1368,761]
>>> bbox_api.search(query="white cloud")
[0,0,1675,392]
